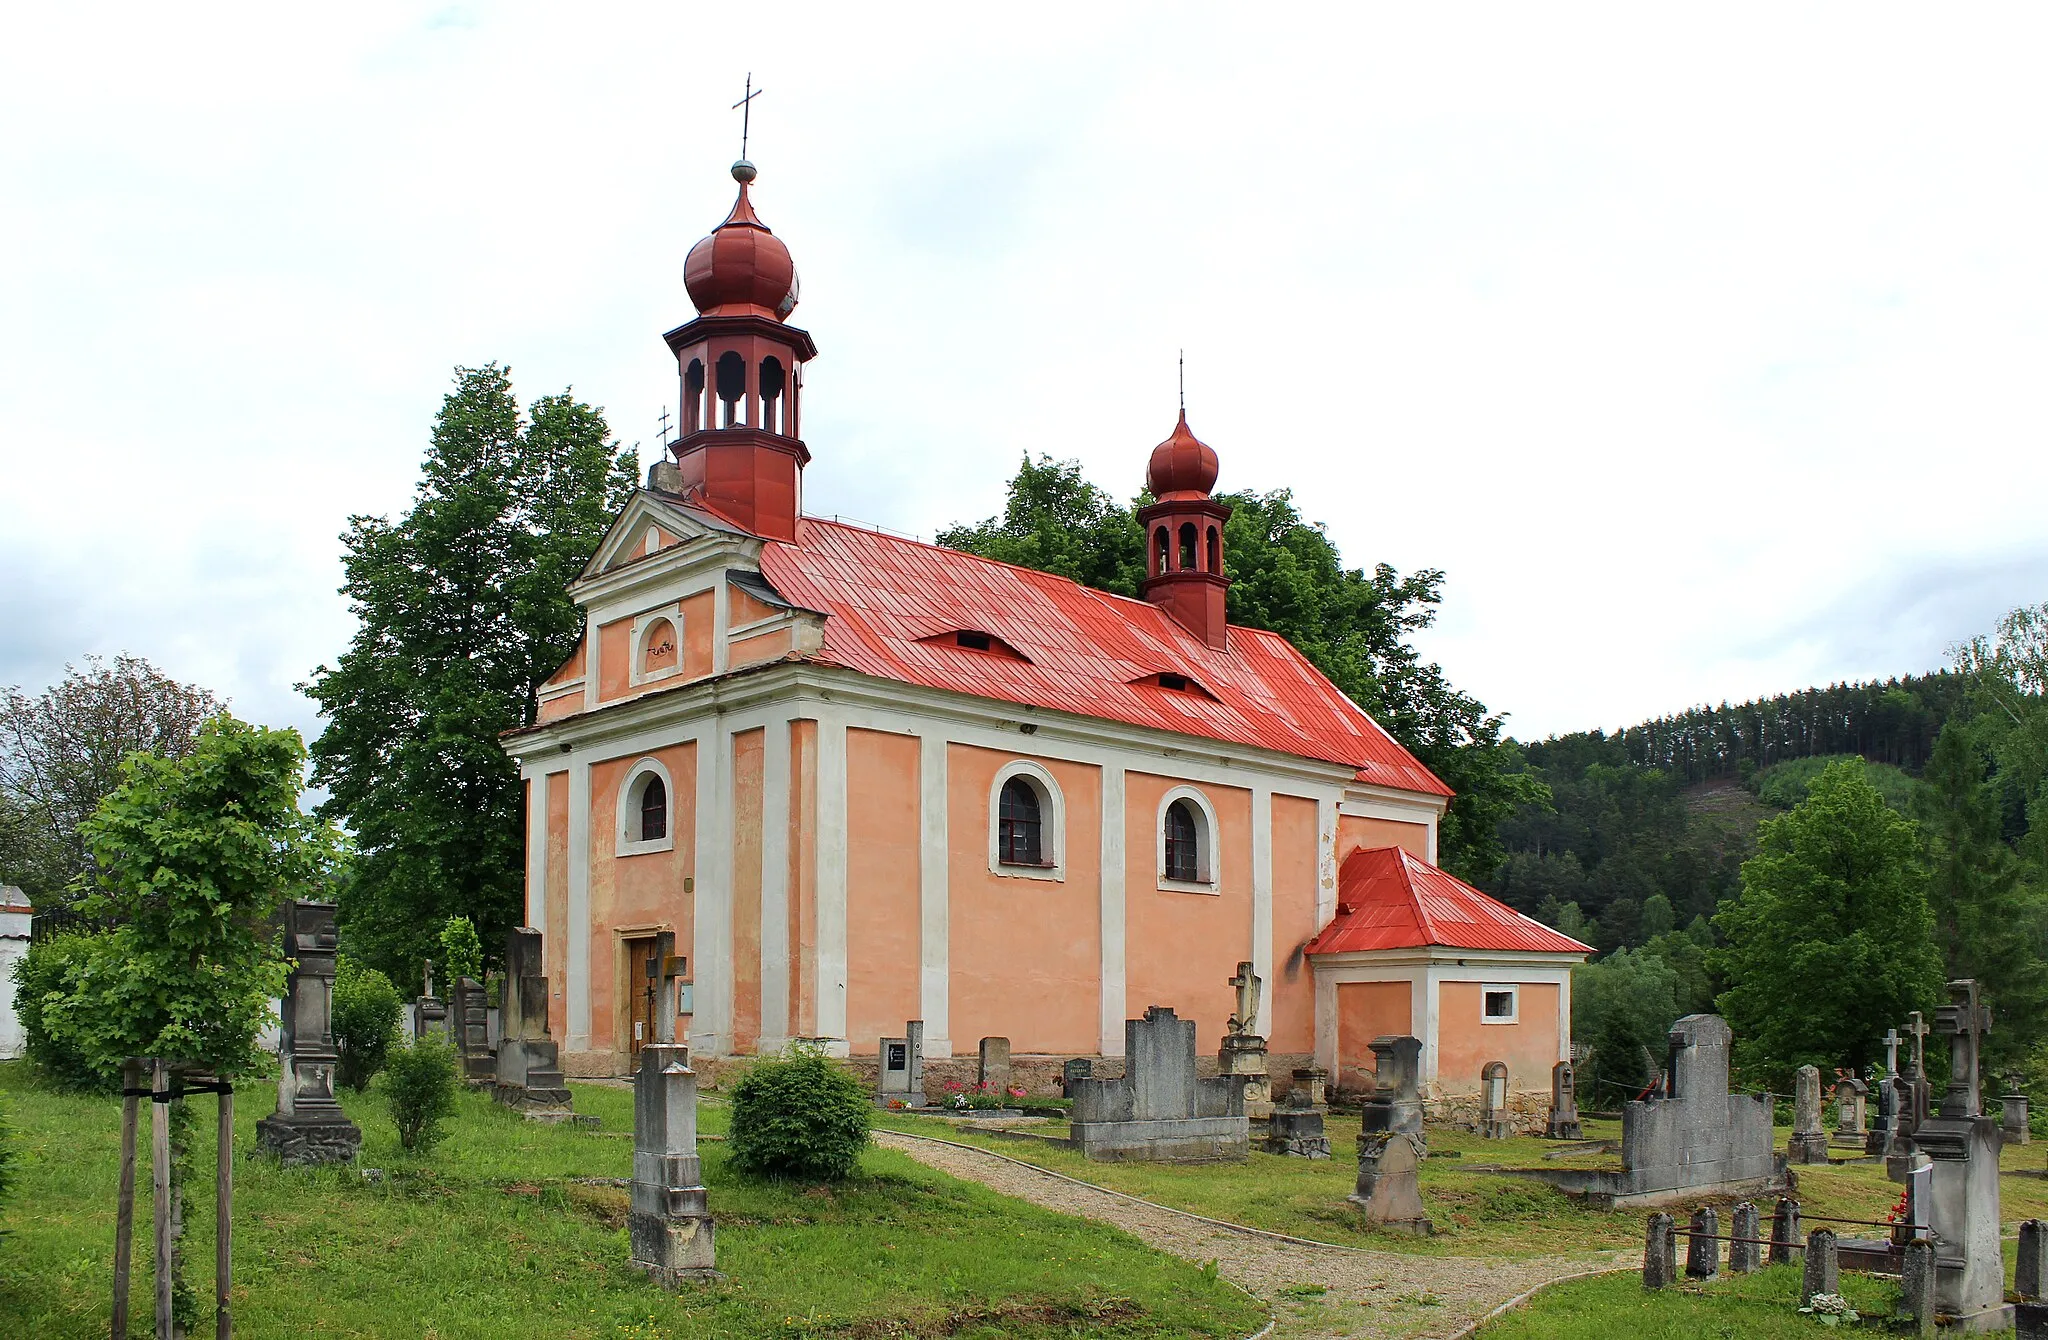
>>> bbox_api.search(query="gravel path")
[873,1130,1627,1340]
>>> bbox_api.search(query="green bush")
[438,917,483,986]
[728,1044,871,1182]
[384,1036,459,1153]
[10,933,117,1092]
[332,956,404,1092]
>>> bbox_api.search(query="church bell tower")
[1139,411,1231,650]
[661,159,817,542]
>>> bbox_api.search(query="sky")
[4,5,2047,746]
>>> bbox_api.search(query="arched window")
[1164,799,1200,882]
[1206,526,1220,574]
[1178,522,1198,571]
[715,351,747,427]
[997,777,1042,865]
[1154,525,1171,575]
[759,356,786,434]
[683,359,705,433]
[988,761,1064,880]
[639,775,668,842]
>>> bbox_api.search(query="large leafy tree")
[939,457,1545,879]
[0,655,223,902]
[305,365,635,981]
[1712,759,1943,1086]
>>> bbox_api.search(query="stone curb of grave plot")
[1442,1265,1638,1340]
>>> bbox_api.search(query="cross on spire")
[733,73,763,162]
[1178,348,1184,414]
[657,408,673,446]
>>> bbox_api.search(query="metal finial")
[1178,349,1185,414]
[733,74,763,169]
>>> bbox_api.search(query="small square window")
[1482,986,1518,1024]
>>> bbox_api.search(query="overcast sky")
[5,5,2046,747]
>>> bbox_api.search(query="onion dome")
[1145,410,1220,501]
[684,161,801,320]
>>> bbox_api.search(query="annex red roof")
[753,517,1451,795]
[1305,846,1591,956]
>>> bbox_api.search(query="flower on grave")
[1885,1189,1909,1225]
[1008,1085,1027,1099]
[1798,1293,1858,1326]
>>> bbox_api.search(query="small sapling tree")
[385,1036,460,1153]
[333,956,405,1091]
[438,915,483,987]
[728,1044,872,1182]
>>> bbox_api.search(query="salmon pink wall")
[542,641,584,690]
[544,771,569,1038]
[680,589,714,678]
[538,691,582,723]
[788,720,817,1037]
[728,628,791,669]
[597,619,632,701]
[588,742,696,1052]
[1124,772,1252,1053]
[1436,980,1560,1095]
[846,729,922,1052]
[1336,980,1412,1093]
[728,582,780,626]
[1268,794,1321,1054]
[1338,814,1429,863]
[731,729,764,1054]
[947,744,1102,1053]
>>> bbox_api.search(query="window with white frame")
[1481,984,1519,1024]
[617,759,677,856]
[630,606,683,685]
[1156,785,1219,891]
[988,761,1063,880]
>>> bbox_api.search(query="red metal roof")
[755,518,1451,795]
[1305,846,1591,956]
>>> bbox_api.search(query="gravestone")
[1351,1130,1430,1234]
[1495,1015,1786,1209]
[627,931,717,1286]
[1360,1036,1426,1149]
[876,1021,927,1108]
[452,975,494,1086]
[1787,1065,1829,1163]
[1292,1066,1329,1108]
[255,900,362,1165]
[1728,1200,1761,1274]
[1263,1085,1331,1159]
[976,1037,1012,1095]
[1770,1197,1802,1265]
[1060,1057,1092,1095]
[1545,1060,1583,1140]
[1869,1027,1902,1156]
[494,928,574,1114]
[1479,1061,1511,1139]
[1902,1239,1937,1337]
[1831,1074,1868,1150]
[1685,1205,1720,1279]
[1913,979,2008,1331]
[2004,1092,2032,1147]
[1641,1213,1676,1289]
[1217,962,1272,1119]
[2019,1219,2048,1300]
[2024,1303,2048,1340]
[414,959,448,1042]
[1801,1228,1839,1306]
[1068,1006,1248,1161]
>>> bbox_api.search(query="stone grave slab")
[1069,1006,1248,1161]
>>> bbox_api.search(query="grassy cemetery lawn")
[1471,1263,1897,1338]
[879,1109,2048,1262]
[0,1064,1265,1339]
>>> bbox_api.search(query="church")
[501,157,1589,1098]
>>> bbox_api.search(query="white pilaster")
[582,611,600,712]
[1099,764,1127,1056]
[1557,968,1573,1063]
[566,759,591,1050]
[918,733,951,1056]
[1313,965,1338,1073]
[816,713,849,1043]
[759,715,792,1049]
[1314,797,1338,930]
[1420,966,1441,1087]
[1251,783,1273,1037]
[691,720,733,1055]
[711,575,730,675]
[524,770,548,931]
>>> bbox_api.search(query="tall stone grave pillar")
[1787,1065,1829,1163]
[876,1021,927,1108]
[495,927,573,1113]
[1915,979,2007,1330]
[1546,1060,1583,1139]
[1361,1036,1426,1149]
[255,901,362,1165]
[452,975,494,1086]
[1479,1061,1511,1139]
[2004,1089,2031,1147]
[1217,961,1272,1119]
[628,931,717,1286]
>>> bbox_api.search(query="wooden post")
[216,1082,232,1340]
[151,1059,172,1340]
[113,1058,142,1339]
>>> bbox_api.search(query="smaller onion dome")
[1146,411,1220,500]
[684,161,800,320]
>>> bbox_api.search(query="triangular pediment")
[581,490,758,581]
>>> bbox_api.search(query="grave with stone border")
[1068,1006,1248,1161]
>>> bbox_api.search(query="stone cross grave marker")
[1911,979,2007,1328]
[255,900,361,1165]
[627,931,717,1286]
[1069,1006,1249,1161]
[1218,961,1271,1117]
[876,1021,927,1108]
[1226,960,1262,1037]
[495,927,573,1114]
[1479,1060,1511,1139]
[1788,1065,1829,1164]
[1546,1059,1583,1139]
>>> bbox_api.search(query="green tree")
[1639,892,1676,940]
[939,458,1545,879]
[438,915,483,986]
[1916,721,2048,1071]
[1572,949,1682,1099]
[305,366,636,981]
[332,957,405,1091]
[0,655,222,903]
[1713,760,1942,1087]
